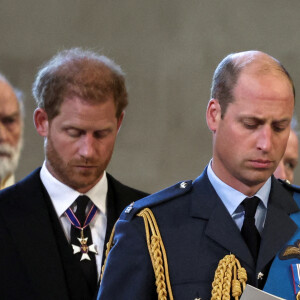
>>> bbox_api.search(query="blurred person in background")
[0,73,23,189]
[274,118,298,183]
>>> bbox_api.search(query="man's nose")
[257,126,272,153]
[78,135,96,158]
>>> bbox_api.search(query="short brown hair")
[32,48,128,120]
[210,51,295,118]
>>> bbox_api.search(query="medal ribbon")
[65,203,98,230]
[291,264,300,296]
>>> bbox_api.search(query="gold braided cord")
[138,208,174,300]
[100,221,117,281]
[211,254,247,300]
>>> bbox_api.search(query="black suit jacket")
[98,168,300,300]
[0,168,148,300]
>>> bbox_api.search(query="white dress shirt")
[40,161,107,279]
[207,160,270,234]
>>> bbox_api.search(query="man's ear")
[206,99,222,132]
[34,108,49,137]
[117,111,125,133]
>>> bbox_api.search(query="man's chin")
[67,174,102,191]
[242,173,272,187]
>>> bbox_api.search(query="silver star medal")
[72,231,98,261]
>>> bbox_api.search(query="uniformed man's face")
[35,96,123,193]
[0,80,23,179]
[274,129,298,183]
[207,69,294,195]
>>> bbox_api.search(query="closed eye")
[66,128,83,138]
[94,129,111,139]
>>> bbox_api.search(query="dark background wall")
[1,0,299,193]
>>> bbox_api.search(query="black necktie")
[70,195,97,291]
[241,196,261,263]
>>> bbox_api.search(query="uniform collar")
[207,160,270,216]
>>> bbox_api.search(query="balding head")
[210,50,295,118]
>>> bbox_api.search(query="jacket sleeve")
[97,216,157,300]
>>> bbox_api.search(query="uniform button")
[180,182,187,189]
[257,272,264,280]
[125,202,134,213]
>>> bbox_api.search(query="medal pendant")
[71,229,98,260]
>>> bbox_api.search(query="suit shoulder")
[277,178,300,194]
[119,180,193,221]
[106,173,149,199]
[0,168,42,203]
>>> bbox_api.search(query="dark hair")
[32,48,128,120]
[210,51,295,118]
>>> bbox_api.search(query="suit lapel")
[104,180,117,257]
[2,169,69,299]
[190,170,254,269]
[257,177,299,273]
[103,173,148,266]
[190,170,299,282]
[205,201,254,267]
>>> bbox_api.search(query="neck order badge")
[65,198,98,260]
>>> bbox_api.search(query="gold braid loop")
[100,221,117,281]
[211,254,247,300]
[236,262,247,289]
[152,235,167,300]
[138,208,174,300]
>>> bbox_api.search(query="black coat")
[0,168,148,300]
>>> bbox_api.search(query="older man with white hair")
[0,74,23,189]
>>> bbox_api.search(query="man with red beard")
[0,74,23,189]
[0,48,148,300]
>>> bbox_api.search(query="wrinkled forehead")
[0,80,19,112]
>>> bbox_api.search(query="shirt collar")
[40,161,108,217]
[207,160,270,216]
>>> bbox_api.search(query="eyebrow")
[240,116,291,124]
[0,111,20,119]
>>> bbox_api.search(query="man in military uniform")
[98,50,299,300]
